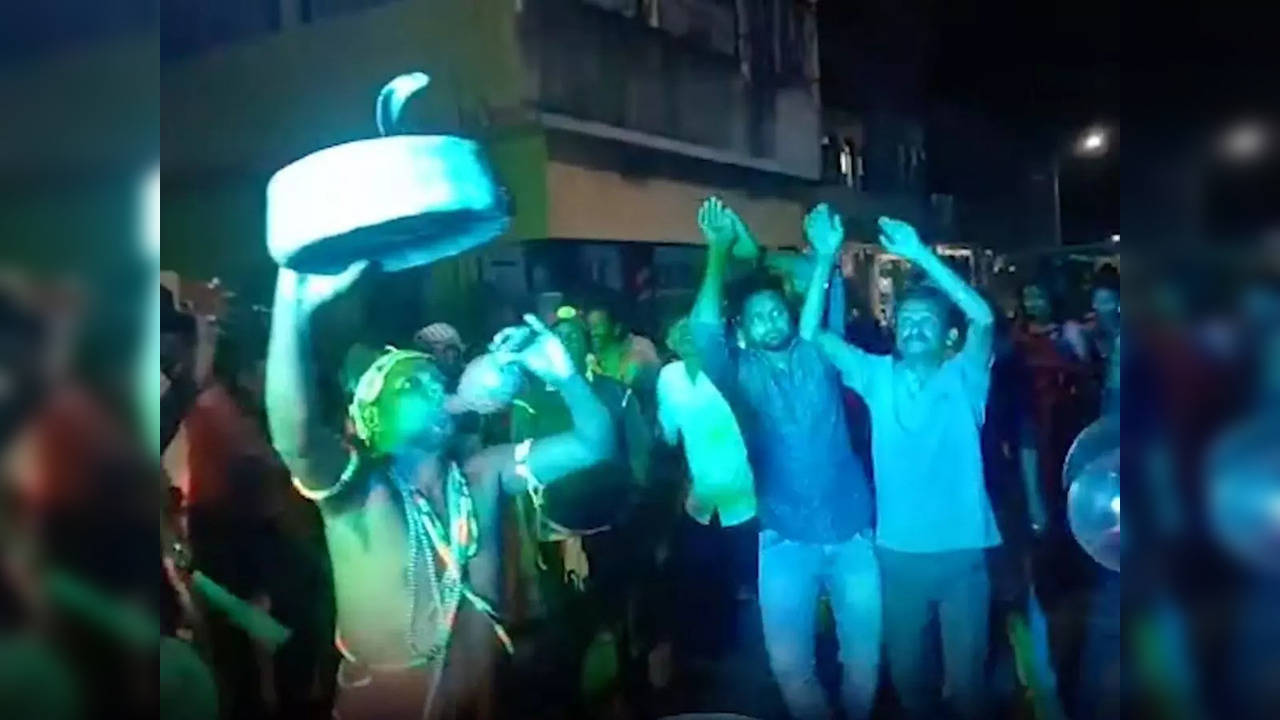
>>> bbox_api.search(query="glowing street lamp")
[1077,127,1108,155]
[1052,125,1111,245]
[1222,121,1267,161]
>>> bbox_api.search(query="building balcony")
[517,0,821,180]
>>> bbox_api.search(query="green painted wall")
[160,0,547,313]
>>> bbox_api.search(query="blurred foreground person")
[265,263,615,719]
[808,216,1001,719]
[2,276,185,719]
[163,290,337,720]
[1204,274,1280,720]
[691,198,878,720]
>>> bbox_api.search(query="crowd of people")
[151,197,1127,720]
[7,192,1280,720]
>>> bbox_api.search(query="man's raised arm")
[265,265,364,498]
[877,216,995,361]
[691,196,736,326]
[484,317,616,494]
[687,196,746,392]
[798,203,844,341]
[794,204,877,394]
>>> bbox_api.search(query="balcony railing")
[518,0,819,178]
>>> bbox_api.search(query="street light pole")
[1052,125,1108,248]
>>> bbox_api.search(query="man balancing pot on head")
[804,215,1002,719]
[690,197,880,720]
[264,262,616,720]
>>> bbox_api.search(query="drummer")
[264,263,616,720]
[506,307,653,716]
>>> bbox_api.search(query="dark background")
[821,0,1279,247]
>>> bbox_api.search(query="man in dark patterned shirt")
[690,198,878,720]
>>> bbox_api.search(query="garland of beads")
[395,463,512,665]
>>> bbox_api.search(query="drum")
[1064,415,1121,572]
[516,381,635,534]
[540,459,632,533]
[266,73,509,274]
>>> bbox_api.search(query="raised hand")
[804,203,844,258]
[491,314,576,385]
[876,216,929,263]
[697,196,738,253]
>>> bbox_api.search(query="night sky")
[5,1,1273,244]
[821,0,1278,245]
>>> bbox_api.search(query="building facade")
[161,0,825,340]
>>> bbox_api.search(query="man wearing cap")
[414,322,467,391]
[413,321,486,459]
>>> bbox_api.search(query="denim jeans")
[758,529,882,720]
[879,546,992,720]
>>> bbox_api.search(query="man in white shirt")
[805,216,1001,720]
[656,317,756,527]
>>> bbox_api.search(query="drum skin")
[540,459,632,533]
[267,135,509,274]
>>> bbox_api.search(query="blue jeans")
[758,529,882,720]
[879,547,992,720]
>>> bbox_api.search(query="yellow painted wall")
[546,160,806,248]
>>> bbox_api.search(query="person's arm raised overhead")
[798,203,844,342]
[876,216,994,367]
[799,205,876,394]
[689,197,743,391]
[265,263,367,499]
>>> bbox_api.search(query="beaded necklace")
[394,462,512,666]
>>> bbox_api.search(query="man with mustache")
[804,216,1001,719]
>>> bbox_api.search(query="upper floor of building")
[162,0,823,179]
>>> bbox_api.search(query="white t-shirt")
[656,361,756,526]
[840,346,1002,553]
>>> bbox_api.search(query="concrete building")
[161,0,826,341]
